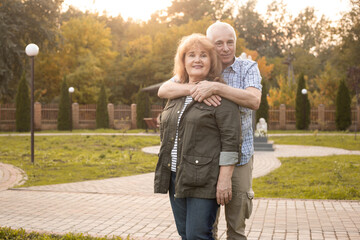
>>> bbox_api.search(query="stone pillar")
[72,103,79,129]
[318,104,325,130]
[34,102,42,130]
[131,103,137,129]
[107,103,114,128]
[357,105,360,129]
[279,104,286,130]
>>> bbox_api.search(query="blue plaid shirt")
[222,57,262,165]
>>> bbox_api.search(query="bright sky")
[62,0,352,22]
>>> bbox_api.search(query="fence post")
[72,103,79,129]
[318,104,325,130]
[357,105,360,130]
[131,103,137,129]
[107,103,114,128]
[34,102,42,130]
[279,104,286,130]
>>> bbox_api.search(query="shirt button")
[178,138,181,141]
[168,163,170,167]
[177,111,180,113]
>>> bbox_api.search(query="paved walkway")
[0,144,360,239]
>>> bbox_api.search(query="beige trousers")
[213,157,254,240]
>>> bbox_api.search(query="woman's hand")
[216,165,235,205]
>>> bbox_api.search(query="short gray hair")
[206,21,237,41]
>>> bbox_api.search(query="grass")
[0,135,160,187]
[1,130,360,200]
[269,134,360,150]
[253,155,360,200]
[0,226,130,240]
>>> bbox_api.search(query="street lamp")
[68,87,74,131]
[25,43,39,164]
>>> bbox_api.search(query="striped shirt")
[171,96,193,172]
[222,58,262,165]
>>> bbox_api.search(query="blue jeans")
[169,172,219,240]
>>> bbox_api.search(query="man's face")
[209,27,236,69]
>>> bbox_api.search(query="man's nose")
[223,43,230,52]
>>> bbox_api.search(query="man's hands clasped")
[190,80,222,107]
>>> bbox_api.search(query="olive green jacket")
[154,96,242,199]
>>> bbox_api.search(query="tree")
[0,0,63,102]
[256,80,269,124]
[57,76,71,130]
[96,84,109,129]
[295,73,310,130]
[335,80,352,130]
[15,73,30,132]
[136,90,151,129]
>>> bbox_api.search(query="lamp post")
[68,87,74,131]
[25,43,39,164]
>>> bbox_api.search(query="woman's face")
[184,45,211,82]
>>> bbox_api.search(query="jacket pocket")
[178,155,218,188]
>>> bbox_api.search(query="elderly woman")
[154,33,241,240]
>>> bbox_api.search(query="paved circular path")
[0,142,360,239]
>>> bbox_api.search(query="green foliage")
[15,72,30,132]
[57,77,72,130]
[295,73,310,129]
[335,80,352,130]
[256,80,269,123]
[96,84,109,129]
[0,226,126,239]
[136,90,151,129]
[0,135,159,187]
[0,0,63,102]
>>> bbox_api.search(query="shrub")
[96,84,109,129]
[57,76,72,130]
[136,90,151,129]
[256,79,269,124]
[336,80,352,130]
[295,73,310,130]
[15,72,31,132]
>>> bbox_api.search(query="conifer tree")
[336,80,352,130]
[256,80,269,124]
[15,72,30,132]
[57,76,71,130]
[295,73,310,130]
[96,84,109,129]
[136,90,151,129]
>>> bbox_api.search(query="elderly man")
[158,22,262,240]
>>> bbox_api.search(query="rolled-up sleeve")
[219,151,239,165]
[215,99,242,166]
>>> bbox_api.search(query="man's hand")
[190,81,222,106]
[216,165,235,205]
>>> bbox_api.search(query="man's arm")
[157,80,192,99]
[191,81,261,110]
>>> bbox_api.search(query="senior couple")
[154,22,262,240]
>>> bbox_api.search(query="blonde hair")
[173,33,223,84]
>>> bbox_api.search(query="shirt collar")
[224,57,241,74]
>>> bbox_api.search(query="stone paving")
[0,143,360,239]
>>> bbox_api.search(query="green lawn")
[253,155,360,200]
[1,131,359,200]
[269,134,360,150]
[0,135,160,187]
